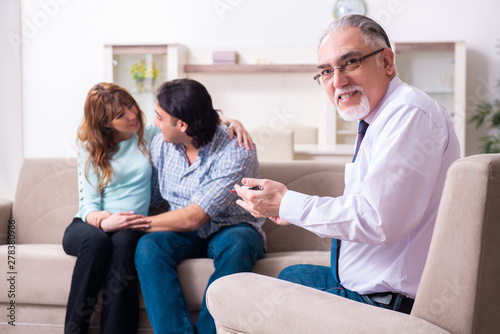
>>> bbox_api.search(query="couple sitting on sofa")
[63,78,265,334]
[63,14,461,334]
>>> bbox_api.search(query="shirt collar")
[363,76,402,125]
[196,125,225,157]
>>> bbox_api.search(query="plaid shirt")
[150,125,266,242]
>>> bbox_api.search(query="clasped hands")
[233,178,291,225]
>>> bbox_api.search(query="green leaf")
[491,111,500,128]
[469,101,493,129]
[481,134,500,153]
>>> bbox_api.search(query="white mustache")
[334,85,364,101]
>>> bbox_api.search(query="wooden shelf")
[184,64,318,74]
[111,45,168,55]
[337,130,357,135]
[394,42,455,53]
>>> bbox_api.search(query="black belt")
[366,292,414,314]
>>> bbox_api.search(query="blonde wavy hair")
[77,83,148,192]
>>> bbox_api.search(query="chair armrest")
[207,273,450,334]
[0,197,13,245]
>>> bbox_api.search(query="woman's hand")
[221,117,255,150]
[100,211,150,232]
[86,210,112,228]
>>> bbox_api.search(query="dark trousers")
[62,218,141,334]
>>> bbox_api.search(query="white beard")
[335,85,371,121]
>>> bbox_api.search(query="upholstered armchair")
[207,154,500,333]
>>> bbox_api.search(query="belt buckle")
[371,293,393,305]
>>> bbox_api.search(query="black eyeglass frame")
[313,48,386,84]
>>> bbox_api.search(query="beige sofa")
[206,154,500,334]
[0,157,345,333]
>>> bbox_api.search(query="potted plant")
[130,60,160,93]
[469,43,500,153]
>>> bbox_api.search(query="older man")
[234,14,460,314]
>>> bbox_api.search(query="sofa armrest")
[0,197,13,245]
[206,273,450,334]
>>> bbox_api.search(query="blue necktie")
[332,120,369,283]
[352,120,369,163]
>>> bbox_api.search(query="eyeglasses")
[313,48,385,85]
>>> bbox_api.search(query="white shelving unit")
[103,44,186,124]
[394,41,467,157]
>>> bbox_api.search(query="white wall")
[0,0,23,199]
[2,0,500,197]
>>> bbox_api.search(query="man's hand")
[100,211,150,232]
[143,203,210,233]
[269,216,291,226]
[234,178,288,219]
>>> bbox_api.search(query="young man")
[135,79,265,333]
[234,14,460,314]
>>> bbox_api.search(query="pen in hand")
[230,185,263,193]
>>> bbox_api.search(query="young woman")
[62,82,253,334]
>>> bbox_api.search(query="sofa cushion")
[13,158,78,244]
[0,244,74,305]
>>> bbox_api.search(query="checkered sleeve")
[191,145,259,219]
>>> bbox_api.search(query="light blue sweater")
[76,124,160,221]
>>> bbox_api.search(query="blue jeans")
[278,264,369,304]
[135,223,264,334]
[278,264,414,314]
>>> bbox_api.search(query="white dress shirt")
[280,77,460,298]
